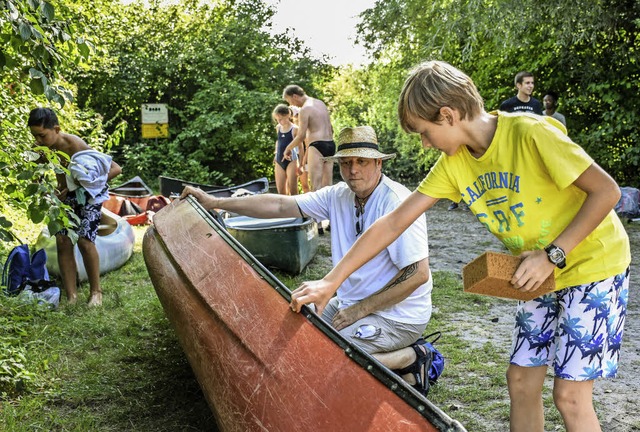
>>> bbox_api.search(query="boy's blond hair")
[398,60,484,132]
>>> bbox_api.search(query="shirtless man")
[282,85,335,191]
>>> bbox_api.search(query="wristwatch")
[544,244,566,269]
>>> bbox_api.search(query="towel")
[66,150,112,205]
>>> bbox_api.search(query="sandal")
[393,338,433,396]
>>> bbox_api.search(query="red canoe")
[143,197,467,432]
[107,175,154,212]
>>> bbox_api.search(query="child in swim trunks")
[28,107,121,306]
[290,61,631,431]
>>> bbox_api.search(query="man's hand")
[179,185,219,210]
[290,279,338,316]
[510,250,555,292]
[332,304,365,330]
[180,185,207,202]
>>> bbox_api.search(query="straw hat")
[325,126,396,161]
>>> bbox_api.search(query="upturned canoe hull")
[143,197,467,432]
[224,216,318,274]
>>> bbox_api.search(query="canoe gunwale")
[224,216,315,231]
[110,176,154,197]
[186,197,467,432]
[158,176,269,198]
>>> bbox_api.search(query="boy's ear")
[53,125,61,133]
[439,107,455,125]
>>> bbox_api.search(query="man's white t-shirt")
[295,175,432,324]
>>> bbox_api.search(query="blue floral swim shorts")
[510,268,629,381]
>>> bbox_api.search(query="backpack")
[2,244,32,295]
[615,187,640,218]
[2,244,60,308]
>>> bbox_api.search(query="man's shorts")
[57,193,102,242]
[510,268,629,381]
[322,297,427,354]
[309,140,336,158]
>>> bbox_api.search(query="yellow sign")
[141,123,169,139]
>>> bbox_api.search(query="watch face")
[548,247,565,263]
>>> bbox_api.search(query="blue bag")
[2,244,31,295]
[423,332,445,384]
[2,245,51,295]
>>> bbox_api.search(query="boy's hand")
[290,279,337,316]
[55,187,68,201]
[511,250,555,292]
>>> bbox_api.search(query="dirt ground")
[425,199,639,432]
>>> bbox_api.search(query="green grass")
[1,226,215,431]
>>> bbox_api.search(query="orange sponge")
[462,252,555,301]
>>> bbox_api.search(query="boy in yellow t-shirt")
[289,61,630,431]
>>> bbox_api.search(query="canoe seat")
[97,223,117,236]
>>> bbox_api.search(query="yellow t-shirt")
[417,111,630,289]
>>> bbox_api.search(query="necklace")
[354,176,382,237]
[354,175,383,210]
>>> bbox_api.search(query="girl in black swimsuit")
[272,104,300,195]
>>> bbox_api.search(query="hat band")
[336,142,379,152]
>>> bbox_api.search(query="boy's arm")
[107,160,122,181]
[55,172,68,200]
[290,191,438,315]
[331,258,430,330]
[511,162,621,291]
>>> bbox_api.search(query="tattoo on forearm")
[376,262,418,294]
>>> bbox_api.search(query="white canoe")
[36,207,135,281]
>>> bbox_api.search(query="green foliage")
[0,0,91,105]
[0,0,111,243]
[350,0,640,186]
[69,0,330,185]
[0,110,70,242]
[325,61,440,185]
[0,102,120,243]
